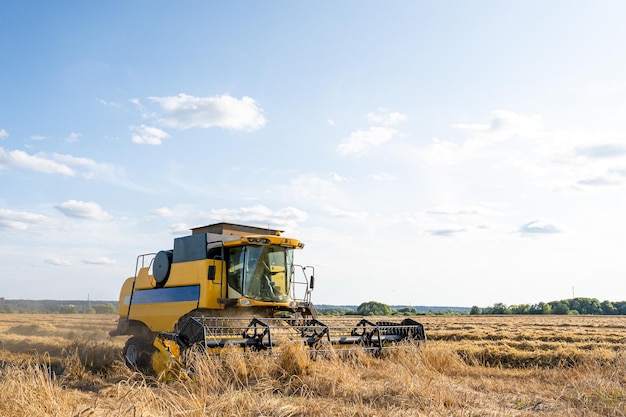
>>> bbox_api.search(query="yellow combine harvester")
[110,223,426,373]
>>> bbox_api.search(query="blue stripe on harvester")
[131,285,200,304]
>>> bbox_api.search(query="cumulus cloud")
[370,172,398,181]
[204,205,308,230]
[50,152,141,190]
[367,109,407,126]
[151,207,175,218]
[320,204,369,220]
[427,227,466,237]
[337,126,398,156]
[408,205,501,238]
[425,204,504,216]
[131,125,170,145]
[55,200,112,221]
[0,129,7,138]
[82,256,116,265]
[518,219,563,236]
[422,110,626,193]
[576,177,621,187]
[169,222,190,235]
[147,93,266,131]
[329,172,350,182]
[0,209,50,231]
[66,132,81,143]
[44,258,72,266]
[455,110,542,135]
[0,147,75,176]
[576,144,626,159]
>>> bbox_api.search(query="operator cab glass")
[227,245,293,302]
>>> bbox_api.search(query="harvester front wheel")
[123,336,155,371]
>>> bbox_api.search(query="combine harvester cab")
[110,223,426,374]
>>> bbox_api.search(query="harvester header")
[110,222,426,374]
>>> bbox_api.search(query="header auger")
[110,222,426,375]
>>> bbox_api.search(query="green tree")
[601,300,618,315]
[469,305,481,315]
[356,301,392,316]
[530,302,552,314]
[397,307,418,316]
[510,304,530,314]
[551,301,570,315]
[58,305,78,314]
[491,303,510,315]
[93,303,117,314]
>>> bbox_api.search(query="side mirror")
[309,275,315,289]
[208,265,216,281]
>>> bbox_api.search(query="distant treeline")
[0,299,117,314]
[316,302,470,316]
[474,297,626,315]
[2,297,622,316]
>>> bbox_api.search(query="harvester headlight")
[247,237,270,244]
[289,301,297,307]
[240,299,251,306]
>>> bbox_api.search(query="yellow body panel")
[198,260,226,309]
[126,259,227,333]
[129,300,199,332]
[117,277,134,317]
[165,262,201,287]
[134,267,154,290]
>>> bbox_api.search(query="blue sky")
[2,2,626,307]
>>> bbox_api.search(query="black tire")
[123,336,155,371]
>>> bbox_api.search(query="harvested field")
[0,314,624,416]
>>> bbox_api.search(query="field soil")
[0,314,624,416]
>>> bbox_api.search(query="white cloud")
[52,153,98,168]
[51,152,141,190]
[421,111,626,194]
[82,256,116,265]
[0,147,75,176]
[426,204,504,217]
[370,172,398,181]
[366,109,407,126]
[131,125,170,145]
[426,227,467,237]
[168,222,190,235]
[455,110,542,135]
[151,207,175,218]
[44,258,72,266]
[576,144,626,159]
[31,135,46,141]
[66,132,81,143]
[0,209,51,231]
[147,93,266,131]
[407,204,505,238]
[337,126,398,156]
[55,200,112,221]
[329,172,349,182]
[518,219,564,236]
[0,129,7,138]
[320,204,369,221]
[98,99,123,109]
[204,205,308,230]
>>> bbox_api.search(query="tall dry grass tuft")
[277,338,313,378]
[63,338,127,375]
[0,356,78,416]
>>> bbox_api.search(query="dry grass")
[0,314,625,416]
